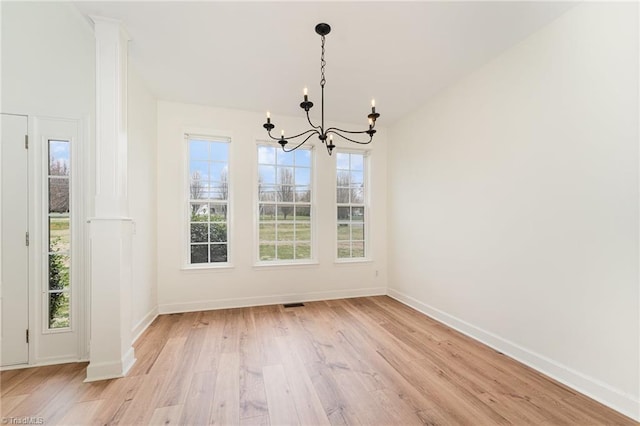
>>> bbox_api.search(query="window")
[47,140,71,329]
[188,136,229,265]
[336,151,367,259]
[258,145,312,262]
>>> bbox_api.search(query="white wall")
[127,66,158,340]
[388,3,639,420]
[1,2,94,118]
[156,101,387,312]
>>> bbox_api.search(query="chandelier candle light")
[263,23,381,156]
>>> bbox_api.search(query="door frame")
[28,115,89,366]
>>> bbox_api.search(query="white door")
[1,114,29,366]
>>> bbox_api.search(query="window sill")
[181,264,235,272]
[253,260,320,270]
[334,258,373,265]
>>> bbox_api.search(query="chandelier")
[263,23,380,156]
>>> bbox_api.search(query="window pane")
[337,206,350,221]
[209,204,227,221]
[49,254,70,290]
[352,207,365,221]
[190,203,208,221]
[337,224,350,241]
[190,161,209,181]
[351,154,364,171]
[278,186,294,202]
[276,150,294,166]
[278,243,294,260]
[259,185,277,201]
[210,244,227,263]
[277,167,294,185]
[352,224,364,240]
[49,217,70,252]
[336,171,350,187]
[295,186,310,202]
[259,244,276,261]
[337,241,350,258]
[49,178,69,213]
[259,165,277,184]
[295,168,311,186]
[210,163,228,183]
[296,243,311,260]
[191,223,208,243]
[49,140,70,176]
[295,206,310,221]
[210,223,227,243]
[259,223,275,242]
[258,146,276,165]
[350,171,364,186]
[337,188,350,204]
[189,141,209,161]
[191,244,208,263]
[49,292,70,329]
[211,182,228,200]
[295,223,311,241]
[336,153,349,170]
[210,143,229,162]
[260,204,276,221]
[352,241,365,258]
[295,150,311,167]
[351,187,364,204]
[190,176,206,200]
[277,223,294,242]
[277,205,294,220]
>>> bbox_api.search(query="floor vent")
[283,302,305,308]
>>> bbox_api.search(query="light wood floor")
[1,296,636,425]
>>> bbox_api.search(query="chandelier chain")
[320,35,326,88]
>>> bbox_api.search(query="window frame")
[184,132,233,269]
[254,141,317,267]
[334,148,371,263]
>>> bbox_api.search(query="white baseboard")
[84,347,136,382]
[132,307,159,344]
[158,287,387,314]
[387,288,640,422]
[0,357,89,371]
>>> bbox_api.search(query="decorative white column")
[85,16,135,382]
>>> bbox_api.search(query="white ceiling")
[74,1,573,125]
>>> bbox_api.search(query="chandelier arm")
[327,130,373,145]
[285,128,320,140]
[305,109,321,130]
[266,129,284,141]
[325,127,371,135]
[281,132,318,153]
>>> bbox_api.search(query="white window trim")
[334,148,372,264]
[183,130,234,269]
[253,140,317,267]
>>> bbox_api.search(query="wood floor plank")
[263,363,300,426]
[55,400,102,425]
[210,352,240,425]
[179,370,215,425]
[0,394,28,415]
[275,336,330,426]
[0,296,635,426]
[149,404,184,426]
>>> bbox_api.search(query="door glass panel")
[47,140,71,330]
